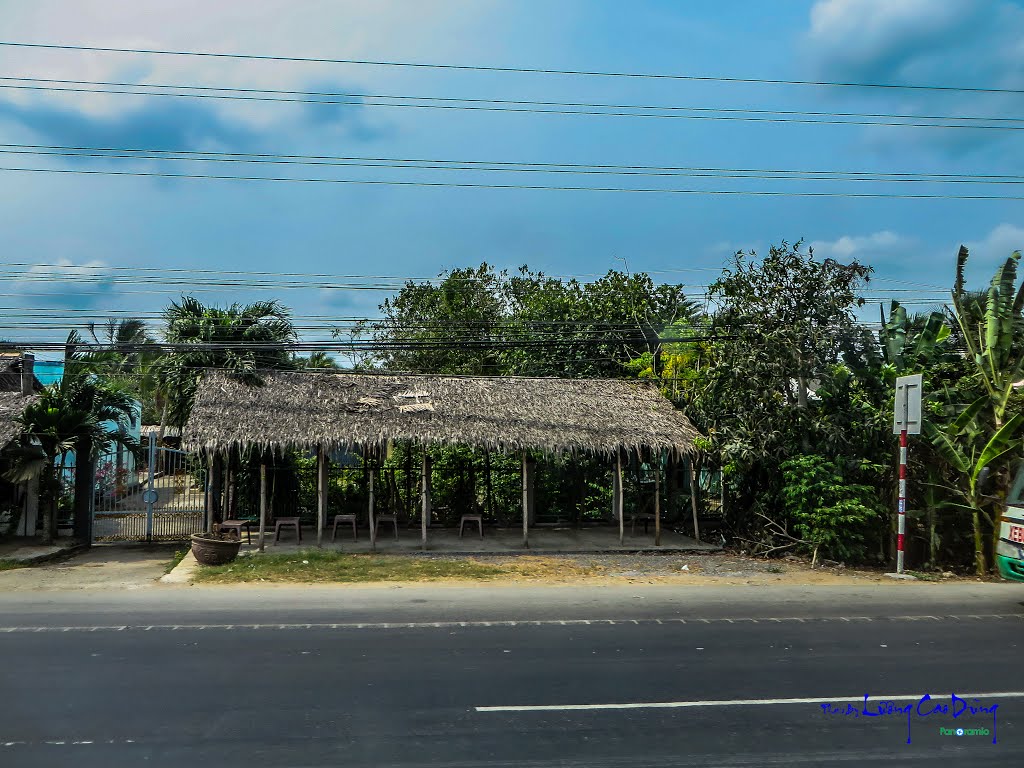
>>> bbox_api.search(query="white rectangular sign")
[894,373,923,435]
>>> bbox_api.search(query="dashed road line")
[0,614,1019,633]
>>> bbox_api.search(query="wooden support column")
[208,451,224,531]
[521,451,529,548]
[689,459,701,543]
[611,458,619,523]
[317,446,327,548]
[258,460,268,552]
[617,450,624,545]
[654,454,662,547]
[421,451,431,551]
[368,459,377,552]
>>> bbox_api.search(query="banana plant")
[949,246,1024,569]
[925,394,1024,575]
[879,300,950,373]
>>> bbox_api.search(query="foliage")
[349,263,696,378]
[155,297,296,429]
[703,241,873,473]
[779,455,881,563]
[939,246,1024,573]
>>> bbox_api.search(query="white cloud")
[806,0,981,78]
[966,222,1024,260]
[809,231,914,261]
[802,0,1024,156]
[11,257,115,310]
[0,1,507,133]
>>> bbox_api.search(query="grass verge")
[0,558,28,572]
[194,550,602,584]
[165,549,190,575]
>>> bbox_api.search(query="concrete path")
[0,544,180,592]
[0,538,81,565]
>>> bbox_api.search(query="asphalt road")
[1,584,1022,767]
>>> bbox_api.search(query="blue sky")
[0,0,1022,354]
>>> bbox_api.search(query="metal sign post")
[893,374,922,575]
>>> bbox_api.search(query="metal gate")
[92,432,206,543]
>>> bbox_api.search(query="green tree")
[354,264,507,375]
[945,246,1024,571]
[15,372,138,544]
[154,297,296,526]
[155,297,296,430]
[699,242,873,527]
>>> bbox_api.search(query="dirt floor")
[0,544,977,591]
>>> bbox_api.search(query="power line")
[1,77,1022,130]
[3,146,1024,185]
[1,142,1019,182]
[3,165,1024,199]
[0,40,1018,95]
[1,80,1020,130]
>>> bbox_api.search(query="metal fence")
[92,434,206,542]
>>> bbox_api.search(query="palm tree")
[15,375,138,544]
[155,297,296,431]
[297,351,340,371]
[154,297,297,525]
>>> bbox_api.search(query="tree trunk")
[990,465,1009,574]
[972,504,985,577]
[72,436,94,545]
[40,455,63,545]
[797,375,811,453]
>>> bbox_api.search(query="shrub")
[779,455,880,564]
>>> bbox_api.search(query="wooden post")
[258,461,268,552]
[611,459,618,523]
[617,450,624,545]
[522,451,529,548]
[689,460,701,543]
[317,446,327,548]
[368,461,377,552]
[654,454,662,547]
[421,451,430,551]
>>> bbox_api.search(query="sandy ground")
[0,544,978,591]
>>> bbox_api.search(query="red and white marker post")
[893,374,922,577]
[897,425,908,574]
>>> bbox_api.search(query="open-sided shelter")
[182,371,702,549]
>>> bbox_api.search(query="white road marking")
[0,614,1018,633]
[475,691,1024,712]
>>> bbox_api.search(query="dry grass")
[194,551,605,584]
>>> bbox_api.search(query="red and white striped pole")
[897,391,913,577]
[897,426,908,574]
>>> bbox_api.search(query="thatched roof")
[0,391,37,451]
[183,371,701,458]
